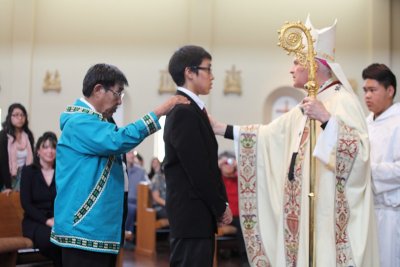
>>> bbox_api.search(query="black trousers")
[169,236,215,267]
[231,216,249,264]
[32,224,62,267]
[121,191,128,244]
[62,247,117,267]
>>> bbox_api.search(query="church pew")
[135,181,238,267]
[0,192,35,267]
[135,182,169,256]
[0,192,125,267]
[214,224,238,267]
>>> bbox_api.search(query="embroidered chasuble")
[236,84,380,267]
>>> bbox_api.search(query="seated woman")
[151,163,168,220]
[20,131,62,267]
[148,157,161,180]
[218,151,248,266]
[125,150,149,236]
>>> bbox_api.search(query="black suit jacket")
[163,90,228,238]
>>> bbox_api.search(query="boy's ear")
[387,85,395,99]
[184,67,195,80]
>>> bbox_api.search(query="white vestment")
[367,102,400,267]
[235,83,380,267]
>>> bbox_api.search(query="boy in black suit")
[163,45,232,267]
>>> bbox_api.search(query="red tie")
[202,107,208,116]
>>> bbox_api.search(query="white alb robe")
[234,83,380,267]
[367,102,400,267]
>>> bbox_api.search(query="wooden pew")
[0,192,34,267]
[135,181,238,267]
[135,182,169,256]
[0,192,125,267]
[214,224,237,267]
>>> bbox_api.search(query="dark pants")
[125,199,137,232]
[231,216,249,264]
[169,236,215,267]
[121,191,128,243]
[32,224,62,267]
[155,206,168,219]
[61,247,117,267]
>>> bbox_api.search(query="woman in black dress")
[20,131,62,266]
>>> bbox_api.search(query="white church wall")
[0,0,396,164]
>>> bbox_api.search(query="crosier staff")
[278,21,318,267]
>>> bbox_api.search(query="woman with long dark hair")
[20,131,62,266]
[148,157,161,180]
[0,103,34,193]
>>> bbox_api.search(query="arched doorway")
[263,86,306,124]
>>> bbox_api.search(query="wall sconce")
[158,68,176,94]
[43,70,61,92]
[224,65,242,95]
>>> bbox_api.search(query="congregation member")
[50,63,188,267]
[151,161,168,219]
[0,103,34,194]
[363,63,399,267]
[125,149,149,237]
[20,131,62,266]
[218,151,248,266]
[211,16,379,266]
[148,157,161,180]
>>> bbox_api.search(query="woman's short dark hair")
[34,131,58,168]
[82,63,129,97]
[168,45,212,87]
[362,63,397,98]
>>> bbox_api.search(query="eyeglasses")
[108,88,125,99]
[191,66,212,74]
[11,113,26,118]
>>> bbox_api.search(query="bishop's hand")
[301,97,331,123]
[208,114,227,136]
